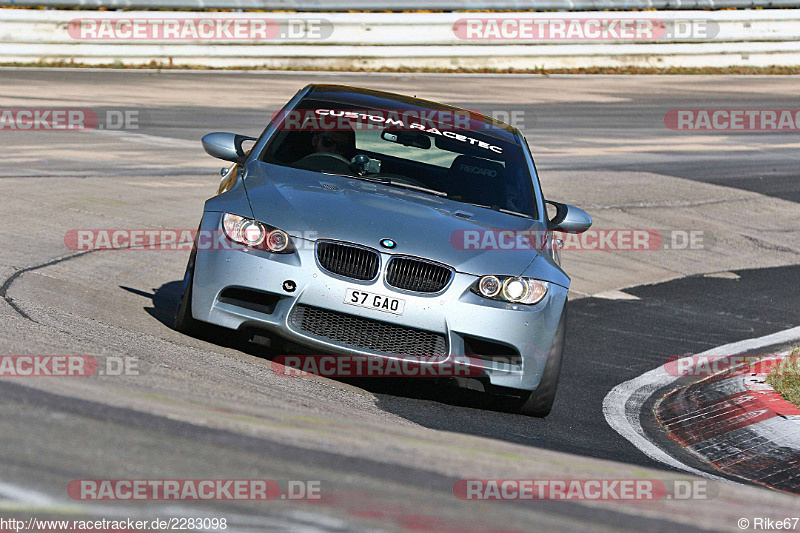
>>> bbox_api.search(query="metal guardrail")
[1,9,798,69]
[4,0,800,10]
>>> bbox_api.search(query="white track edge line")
[602,325,800,482]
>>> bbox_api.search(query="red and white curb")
[603,325,800,482]
[655,354,800,491]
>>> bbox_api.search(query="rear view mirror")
[381,129,431,149]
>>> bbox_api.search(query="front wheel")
[173,249,202,336]
[517,304,567,417]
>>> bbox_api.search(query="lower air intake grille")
[316,241,380,281]
[386,257,453,293]
[290,304,447,356]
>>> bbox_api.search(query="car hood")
[243,162,551,278]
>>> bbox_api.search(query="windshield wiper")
[380,180,448,197]
[464,202,532,219]
[343,174,448,197]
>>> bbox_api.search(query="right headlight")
[472,275,548,305]
[221,213,294,253]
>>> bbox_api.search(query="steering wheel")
[295,152,353,174]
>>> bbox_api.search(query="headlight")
[473,276,548,305]
[478,275,501,298]
[222,213,294,253]
[266,229,290,252]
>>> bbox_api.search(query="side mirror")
[546,201,592,233]
[202,132,257,164]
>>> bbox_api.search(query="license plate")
[344,288,405,315]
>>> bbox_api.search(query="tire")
[173,249,202,336]
[517,303,567,417]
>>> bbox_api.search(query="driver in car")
[289,122,358,173]
[310,130,354,158]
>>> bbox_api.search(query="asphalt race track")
[1,69,799,531]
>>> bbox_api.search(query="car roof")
[302,84,520,144]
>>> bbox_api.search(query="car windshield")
[260,99,537,218]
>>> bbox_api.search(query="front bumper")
[191,212,568,392]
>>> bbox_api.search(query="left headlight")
[472,275,548,305]
[222,213,294,253]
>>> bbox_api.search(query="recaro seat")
[444,155,506,209]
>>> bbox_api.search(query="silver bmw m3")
[174,84,591,417]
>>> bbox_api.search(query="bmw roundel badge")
[380,238,397,249]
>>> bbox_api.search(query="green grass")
[767,347,800,406]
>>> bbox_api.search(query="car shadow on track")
[121,281,182,327]
[347,378,525,415]
[121,281,268,354]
